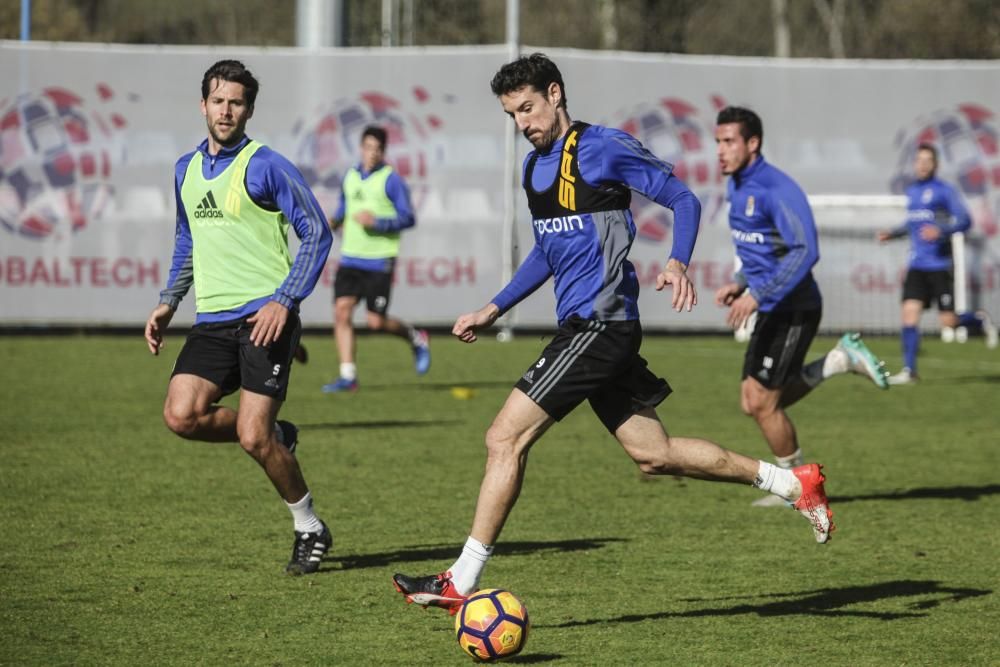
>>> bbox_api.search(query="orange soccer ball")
[454,588,530,661]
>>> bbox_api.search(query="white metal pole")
[295,0,344,47]
[953,231,968,313]
[381,0,397,47]
[497,0,519,342]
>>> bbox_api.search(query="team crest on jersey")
[921,188,933,204]
[745,195,755,217]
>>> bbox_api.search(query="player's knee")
[635,439,684,476]
[334,303,355,324]
[163,405,199,438]
[366,314,386,331]
[237,426,273,458]
[484,424,524,461]
[743,393,774,420]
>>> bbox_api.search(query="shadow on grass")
[300,419,463,431]
[354,380,514,390]
[930,374,1000,385]
[830,483,1000,504]
[504,654,564,664]
[539,580,991,627]
[325,537,626,571]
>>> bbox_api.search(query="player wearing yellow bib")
[143,60,333,575]
[322,126,430,393]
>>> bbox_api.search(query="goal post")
[807,194,970,334]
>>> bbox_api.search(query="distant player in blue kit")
[144,60,333,575]
[713,106,890,507]
[392,54,835,615]
[877,143,997,384]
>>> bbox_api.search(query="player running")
[144,60,333,575]
[392,54,834,615]
[713,106,890,507]
[322,125,430,393]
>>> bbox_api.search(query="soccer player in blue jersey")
[877,143,997,384]
[143,60,333,575]
[713,106,890,507]
[322,125,430,393]
[392,54,835,614]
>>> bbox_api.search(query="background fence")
[1,41,999,332]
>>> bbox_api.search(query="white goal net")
[810,195,998,334]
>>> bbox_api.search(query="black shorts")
[334,263,394,315]
[171,311,302,401]
[902,269,954,311]
[514,317,672,433]
[742,309,821,389]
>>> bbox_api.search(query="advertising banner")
[2,43,998,331]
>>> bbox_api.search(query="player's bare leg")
[236,390,307,502]
[238,389,330,574]
[324,296,361,392]
[469,390,554,545]
[162,374,237,442]
[393,389,553,611]
[334,295,359,366]
[615,406,833,543]
[367,312,431,375]
[614,407,758,482]
[741,377,798,458]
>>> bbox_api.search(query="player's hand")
[247,301,290,348]
[919,224,941,241]
[876,230,891,243]
[655,258,697,312]
[145,303,175,356]
[354,211,376,228]
[715,282,744,307]
[726,292,759,330]
[452,304,500,344]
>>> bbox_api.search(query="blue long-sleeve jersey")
[160,136,333,323]
[726,155,821,312]
[333,162,416,273]
[492,124,701,324]
[889,177,970,271]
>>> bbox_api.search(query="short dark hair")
[916,143,938,163]
[490,52,568,110]
[361,125,387,149]
[201,59,259,108]
[717,106,763,150]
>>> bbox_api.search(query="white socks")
[340,362,357,381]
[775,447,804,469]
[286,492,324,534]
[407,325,422,346]
[801,348,849,388]
[754,461,801,502]
[449,536,494,595]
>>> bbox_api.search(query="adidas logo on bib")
[194,191,224,219]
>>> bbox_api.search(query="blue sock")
[902,326,919,373]
[957,311,983,333]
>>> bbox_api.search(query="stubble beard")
[208,120,244,149]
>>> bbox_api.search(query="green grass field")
[1,332,998,666]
